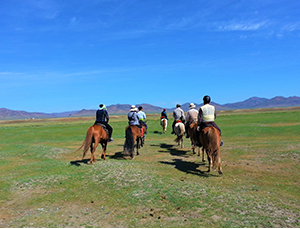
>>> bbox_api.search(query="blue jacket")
[96,109,109,123]
[128,111,139,125]
[161,111,168,120]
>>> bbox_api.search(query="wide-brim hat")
[130,105,137,112]
[189,103,196,108]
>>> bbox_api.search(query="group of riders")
[161,95,223,147]
[94,104,147,143]
[93,95,223,146]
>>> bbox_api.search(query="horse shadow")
[70,159,90,166]
[159,143,190,157]
[153,131,163,135]
[108,151,126,160]
[159,159,218,177]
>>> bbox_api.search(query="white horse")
[161,118,168,133]
[174,122,185,148]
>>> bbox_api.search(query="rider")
[137,106,148,131]
[160,108,168,125]
[94,104,113,142]
[171,104,185,134]
[185,103,198,138]
[197,95,223,146]
[128,105,145,137]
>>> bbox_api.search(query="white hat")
[189,103,196,108]
[130,105,137,112]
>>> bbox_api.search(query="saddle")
[95,122,109,134]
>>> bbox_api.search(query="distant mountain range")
[1,96,300,120]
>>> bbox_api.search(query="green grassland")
[0,108,299,227]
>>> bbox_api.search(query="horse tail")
[124,127,134,153]
[174,135,182,143]
[174,123,185,143]
[77,126,94,158]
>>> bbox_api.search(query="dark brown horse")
[188,122,205,162]
[77,124,108,164]
[123,124,147,159]
[200,126,222,174]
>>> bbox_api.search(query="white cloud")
[219,21,267,31]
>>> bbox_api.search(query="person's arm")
[186,111,190,122]
[95,110,99,120]
[105,110,109,123]
[214,108,217,119]
[198,108,203,124]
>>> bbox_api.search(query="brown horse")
[188,122,205,162]
[200,126,222,174]
[77,124,108,164]
[123,124,147,159]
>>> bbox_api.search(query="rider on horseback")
[137,106,148,131]
[128,105,145,137]
[171,104,185,134]
[197,95,223,146]
[185,103,198,138]
[94,104,113,142]
[160,108,168,125]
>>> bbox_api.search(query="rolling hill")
[1,96,300,120]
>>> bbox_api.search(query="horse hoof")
[218,171,223,175]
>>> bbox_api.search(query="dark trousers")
[139,120,147,129]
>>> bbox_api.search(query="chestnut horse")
[188,122,205,162]
[77,124,108,164]
[161,118,168,133]
[174,121,185,148]
[124,124,147,159]
[199,126,222,174]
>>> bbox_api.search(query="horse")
[174,121,185,148]
[161,118,168,133]
[123,124,147,159]
[77,124,109,164]
[199,126,222,174]
[188,122,205,162]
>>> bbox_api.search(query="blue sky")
[1,0,300,113]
